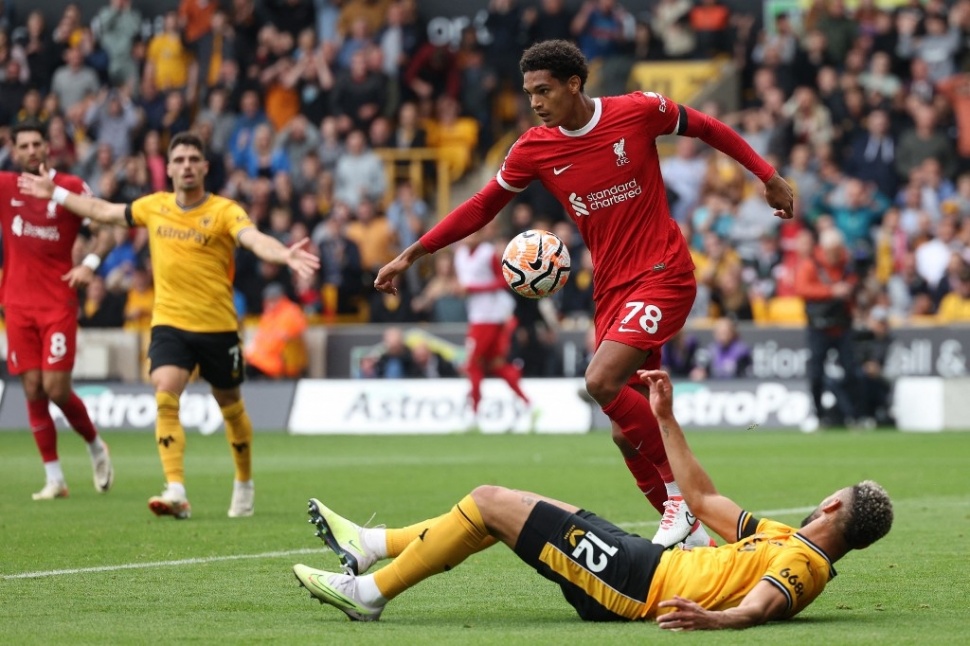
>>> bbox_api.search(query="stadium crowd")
[2,0,970,379]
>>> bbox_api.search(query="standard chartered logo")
[50,387,225,434]
[568,193,589,216]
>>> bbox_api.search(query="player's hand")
[657,596,718,630]
[638,369,674,421]
[764,173,794,220]
[374,257,411,295]
[285,238,321,279]
[17,163,56,199]
[62,264,95,288]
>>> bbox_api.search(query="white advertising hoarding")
[288,379,593,435]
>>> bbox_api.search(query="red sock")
[58,392,98,443]
[493,363,529,404]
[28,398,58,462]
[623,452,668,514]
[602,386,672,478]
[467,364,484,413]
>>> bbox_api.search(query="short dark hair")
[168,131,206,157]
[519,40,588,91]
[11,120,47,144]
[842,480,893,549]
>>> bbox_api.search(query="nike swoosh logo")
[347,539,361,553]
[47,355,66,364]
[685,511,697,526]
[11,199,24,206]
[617,326,639,333]
[553,164,572,175]
[528,242,544,271]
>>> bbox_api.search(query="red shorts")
[466,319,516,364]
[594,271,696,377]
[4,306,78,374]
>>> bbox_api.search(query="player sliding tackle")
[375,39,795,548]
[18,132,319,520]
[294,370,893,628]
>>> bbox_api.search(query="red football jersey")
[496,92,693,303]
[0,170,90,309]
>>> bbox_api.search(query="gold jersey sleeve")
[643,514,837,620]
[128,192,255,332]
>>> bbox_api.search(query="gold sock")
[220,400,253,482]
[385,513,497,557]
[373,495,492,600]
[155,391,186,484]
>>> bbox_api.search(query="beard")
[800,507,822,528]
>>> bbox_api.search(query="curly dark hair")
[12,120,47,144]
[519,39,588,90]
[842,480,894,549]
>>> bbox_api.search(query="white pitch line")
[2,506,819,581]
[2,547,322,581]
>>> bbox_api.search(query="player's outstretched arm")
[657,582,789,631]
[639,369,745,543]
[374,240,430,295]
[237,229,321,279]
[62,225,117,288]
[17,165,129,225]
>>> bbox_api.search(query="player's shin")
[220,400,253,482]
[155,390,187,484]
[59,391,99,443]
[603,386,672,480]
[373,495,493,600]
[622,451,668,515]
[28,398,58,464]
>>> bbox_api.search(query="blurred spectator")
[20,10,60,93]
[650,0,694,60]
[572,0,631,63]
[276,115,321,174]
[291,34,335,125]
[426,95,479,180]
[345,197,396,280]
[854,305,895,427]
[50,46,100,112]
[523,0,575,45]
[411,252,465,323]
[811,0,857,63]
[93,0,142,87]
[45,115,76,172]
[485,0,524,83]
[915,215,960,294]
[368,326,419,378]
[196,87,237,157]
[558,248,594,323]
[0,59,29,123]
[123,264,154,330]
[178,0,217,53]
[411,340,459,378]
[229,89,268,165]
[795,228,859,427]
[937,263,970,322]
[78,275,126,328]
[895,103,955,181]
[244,282,309,379]
[264,0,316,39]
[338,0,392,39]
[404,42,460,103]
[897,9,959,84]
[317,207,364,315]
[661,138,707,223]
[813,177,890,269]
[195,11,236,97]
[238,123,289,178]
[689,0,730,58]
[385,179,429,255]
[693,316,752,380]
[332,49,386,135]
[143,12,196,100]
[334,129,386,208]
[844,109,898,198]
[85,87,141,159]
[710,264,754,321]
[317,115,344,171]
[661,329,699,378]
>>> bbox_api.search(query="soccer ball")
[501,229,571,299]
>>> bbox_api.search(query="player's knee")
[470,485,506,517]
[44,382,71,405]
[584,368,621,406]
[21,374,44,400]
[156,390,180,416]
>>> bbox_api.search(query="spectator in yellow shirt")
[143,12,197,99]
[425,95,478,180]
[124,264,155,331]
[937,265,970,323]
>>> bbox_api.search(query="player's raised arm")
[374,179,515,294]
[237,228,320,279]
[17,165,129,226]
[673,104,794,220]
[639,369,744,543]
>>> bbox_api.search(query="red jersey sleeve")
[632,91,682,139]
[495,135,537,193]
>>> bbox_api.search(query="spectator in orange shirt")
[178,0,218,52]
[244,283,309,379]
[689,0,730,57]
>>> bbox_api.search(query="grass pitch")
[1,428,968,645]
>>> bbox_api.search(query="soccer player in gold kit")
[293,370,893,629]
[18,132,319,520]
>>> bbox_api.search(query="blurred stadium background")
[0,0,969,434]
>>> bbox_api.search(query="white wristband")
[82,253,101,271]
[52,186,71,205]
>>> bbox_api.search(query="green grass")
[1,429,968,645]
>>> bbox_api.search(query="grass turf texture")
[1,429,968,645]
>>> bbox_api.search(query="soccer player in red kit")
[454,226,532,430]
[0,122,114,500]
[376,40,794,548]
